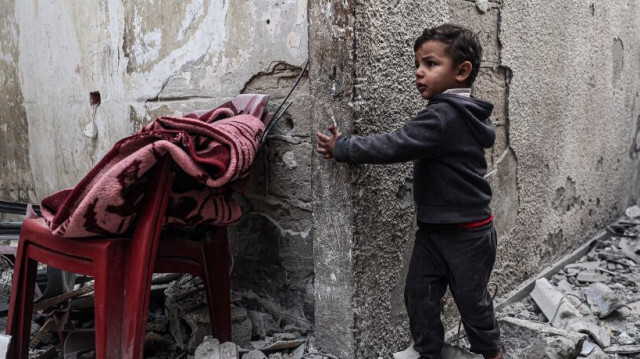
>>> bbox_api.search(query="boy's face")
[414,40,468,100]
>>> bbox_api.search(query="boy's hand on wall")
[316,125,341,159]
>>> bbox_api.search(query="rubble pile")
[0,270,323,359]
[5,206,640,358]
[495,206,640,358]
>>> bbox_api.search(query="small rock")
[626,205,640,219]
[195,336,220,359]
[577,271,609,283]
[475,0,489,13]
[243,350,268,359]
[220,342,240,359]
[618,332,636,345]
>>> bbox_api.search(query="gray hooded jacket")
[333,93,495,223]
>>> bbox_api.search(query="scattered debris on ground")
[4,207,640,358]
[494,206,640,358]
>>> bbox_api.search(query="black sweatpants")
[404,221,501,359]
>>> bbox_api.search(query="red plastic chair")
[6,94,270,358]
[5,156,231,358]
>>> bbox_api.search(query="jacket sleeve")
[333,107,444,164]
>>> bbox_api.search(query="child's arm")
[316,125,342,159]
[317,107,444,164]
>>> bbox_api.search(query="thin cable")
[261,60,309,144]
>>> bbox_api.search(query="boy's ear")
[455,61,472,83]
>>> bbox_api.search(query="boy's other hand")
[316,125,341,159]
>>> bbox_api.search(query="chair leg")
[93,245,126,359]
[6,246,38,359]
[202,232,232,342]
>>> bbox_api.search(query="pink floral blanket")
[41,103,265,238]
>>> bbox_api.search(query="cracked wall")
[0,0,36,218]
[311,0,640,358]
[4,0,311,340]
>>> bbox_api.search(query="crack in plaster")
[254,212,311,239]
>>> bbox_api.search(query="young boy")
[316,24,503,359]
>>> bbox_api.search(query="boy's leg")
[405,225,449,359]
[433,224,501,357]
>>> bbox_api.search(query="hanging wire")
[260,59,309,145]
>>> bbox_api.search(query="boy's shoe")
[483,347,503,359]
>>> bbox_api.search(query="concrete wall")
[0,0,36,214]
[311,0,640,358]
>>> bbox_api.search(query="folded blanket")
[41,104,265,238]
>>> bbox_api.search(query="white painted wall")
[13,0,308,198]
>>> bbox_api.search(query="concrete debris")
[620,238,640,263]
[499,213,640,358]
[475,0,489,13]
[625,205,640,219]
[603,345,640,354]
[232,305,253,348]
[248,310,279,338]
[584,282,625,318]
[580,340,596,356]
[244,350,268,359]
[575,271,608,283]
[285,344,306,359]
[499,316,586,358]
[530,278,608,347]
[195,337,221,359]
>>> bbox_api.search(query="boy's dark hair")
[414,24,483,86]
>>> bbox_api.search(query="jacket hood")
[429,93,496,148]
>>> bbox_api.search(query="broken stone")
[232,305,253,348]
[499,317,586,359]
[165,275,212,351]
[475,0,489,13]
[221,342,240,359]
[620,238,640,263]
[268,353,284,359]
[603,344,640,354]
[247,310,279,338]
[0,334,9,359]
[195,337,221,359]
[584,282,625,318]
[530,278,610,347]
[284,344,305,359]
[617,332,635,345]
[243,350,268,359]
[565,261,601,271]
[576,271,609,283]
[580,340,597,356]
[625,205,640,219]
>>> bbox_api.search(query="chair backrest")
[122,155,175,357]
[129,155,175,246]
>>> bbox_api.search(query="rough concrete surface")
[498,0,640,292]
[308,0,358,357]
[0,0,36,211]
[350,1,450,357]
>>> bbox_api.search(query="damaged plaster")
[0,0,36,210]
